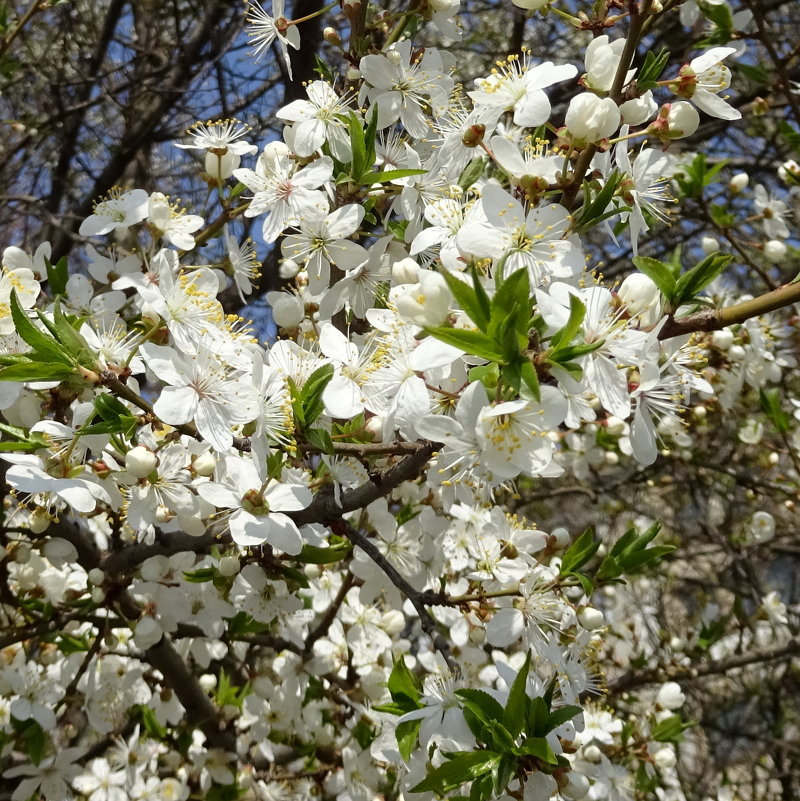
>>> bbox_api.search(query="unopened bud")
[322,26,341,46]
[125,446,159,479]
[461,124,486,148]
[193,452,216,477]
[729,172,749,192]
[88,567,106,586]
[577,607,605,630]
[764,239,787,263]
[218,555,241,577]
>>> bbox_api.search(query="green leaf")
[504,651,531,738]
[651,714,694,743]
[456,689,507,735]
[300,363,334,426]
[410,751,503,794]
[632,257,676,303]
[306,427,334,454]
[459,156,487,191]
[396,718,421,762]
[44,255,69,297]
[51,300,94,364]
[779,121,800,155]
[546,704,582,732]
[387,656,422,709]
[550,294,586,350]
[425,327,506,362]
[760,387,791,434]
[636,47,670,90]
[296,541,352,564]
[79,417,138,436]
[347,112,367,181]
[361,168,426,184]
[515,736,557,764]
[12,718,47,765]
[0,423,49,451]
[672,252,732,307]
[56,633,91,653]
[10,291,71,364]
[519,360,541,403]
[560,528,599,575]
[573,172,626,233]
[698,0,733,31]
[491,755,516,797]
[183,567,217,583]
[525,696,549,737]
[138,704,167,739]
[0,361,76,382]
[491,267,530,323]
[439,267,490,332]
[93,391,132,421]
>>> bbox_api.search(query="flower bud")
[663,101,700,138]
[219,555,241,576]
[461,124,486,148]
[729,172,749,192]
[261,141,291,168]
[701,236,720,254]
[749,511,775,543]
[267,291,305,328]
[88,567,106,586]
[43,537,78,566]
[728,344,746,362]
[13,542,31,564]
[565,94,621,142]
[193,452,217,477]
[394,270,452,327]
[29,508,51,534]
[322,26,341,47]
[392,257,420,285]
[562,772,590,799]
[764,239,787,263]
[511,0,548,8]
[550,527,571,547]
[578,607,605,630]
[134,616,163,650]
[205,150,240,181]
[126,445,159,479]
[711,328,733,349]
[199,674,217,692]
[738,417,763,444]
[346,66,361,81]
[656,681,686,709]
[583,744,602,762]
[617,272,662,325]
[619,91,657,126]
[653,747,677,769]
[386,48,403,66]
[279,258,301,279]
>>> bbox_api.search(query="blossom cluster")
[0,0,797,799]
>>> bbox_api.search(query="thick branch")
[658,280,800,339]
[609,636,800,693]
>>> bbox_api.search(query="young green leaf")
[10,291,71,364]
[424,327,506,363]
[439,267,490,332]
[560,528,599,575]
[410,751,503,794]
[504,651,531,738]
[632,257,677,303]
